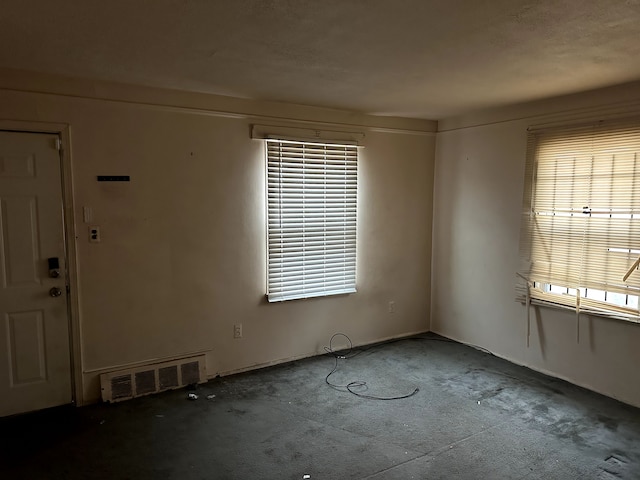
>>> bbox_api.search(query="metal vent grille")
[111,374,133,400]
[181,361,200,385]
[135,370,156,395]
[100,355,206,403]
[159,365,179,390]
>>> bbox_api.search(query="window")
[517,118,640,322]
[266,139,357,302]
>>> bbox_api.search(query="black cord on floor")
[323,332,498,400]
[324,333,420,401]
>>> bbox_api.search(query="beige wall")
[432,86,640,408]
[12,68,638,410]
[0,72,436,404]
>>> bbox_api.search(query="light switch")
[83,206,93,223]
[89,226,101,243]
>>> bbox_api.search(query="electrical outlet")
[89,225,101,243]
[388,301,395,314]
[234,324,242,339]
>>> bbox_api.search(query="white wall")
[432,84,640,408]
[0,71,436,404]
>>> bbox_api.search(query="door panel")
[0,131,71,417]
[7,310,47,384]
[1,196,41,286]
[0,152,36,177]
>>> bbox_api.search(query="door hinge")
[55,138,62,151]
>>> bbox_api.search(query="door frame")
[0,119,84,407]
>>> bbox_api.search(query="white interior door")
[0,130,72,417]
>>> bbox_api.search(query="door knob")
[49,287,62,297]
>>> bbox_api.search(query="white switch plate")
[89,225,101,243]
[83,206,93,223]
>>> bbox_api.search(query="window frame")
[517,117,640,323]
[265,137,358,302]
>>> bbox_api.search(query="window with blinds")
[266,139,357,302]
[517,118,640,322]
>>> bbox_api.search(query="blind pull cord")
[516,272,533,347]
[576,289,581,344]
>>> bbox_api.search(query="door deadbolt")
[48,257,61,278]
[49,287,62,297]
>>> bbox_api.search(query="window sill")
[267,288,357,303]
[517,297,640,324]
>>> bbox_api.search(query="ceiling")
[1,0,640,119]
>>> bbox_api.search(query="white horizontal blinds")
[518,118,640,319]
[267,139,357,302]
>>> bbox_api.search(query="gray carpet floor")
[1,333,639,479]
